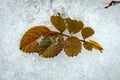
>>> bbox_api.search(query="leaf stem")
[62,34,69,37]
[62,33,85,42]
[80,39,85,42]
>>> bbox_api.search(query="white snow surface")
[0,0,120,80]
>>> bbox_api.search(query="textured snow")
[0,0,120,80]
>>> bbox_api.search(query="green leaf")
[83,42,93,51]
[64,37,82,57]
[81,27,94,39]
[38,32,64,58]
[51,13,66,32]
[89,40,103,53]
[20,26,50,53]
[66,18,84,34]
[38,37,52,50]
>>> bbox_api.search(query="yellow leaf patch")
[83,42,93,51]
[89,40,103,53]
[81,27,94,39]
[66,18,84,34]
[64,37,82,57]
[51,13,66,32]
[20,26,50,53]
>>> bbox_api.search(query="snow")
[0,0,120,80]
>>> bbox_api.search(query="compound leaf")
[38,32,64,58]
[20,26,50,53]
[89,40,103,53]
[83,42,93,51]
[64,37,82,57]
[66,18,84,34]
[51,13,66,32]
[81,27,94,39]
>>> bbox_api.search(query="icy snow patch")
[0,0,120,80]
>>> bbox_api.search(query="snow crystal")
[0,0,120,80]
